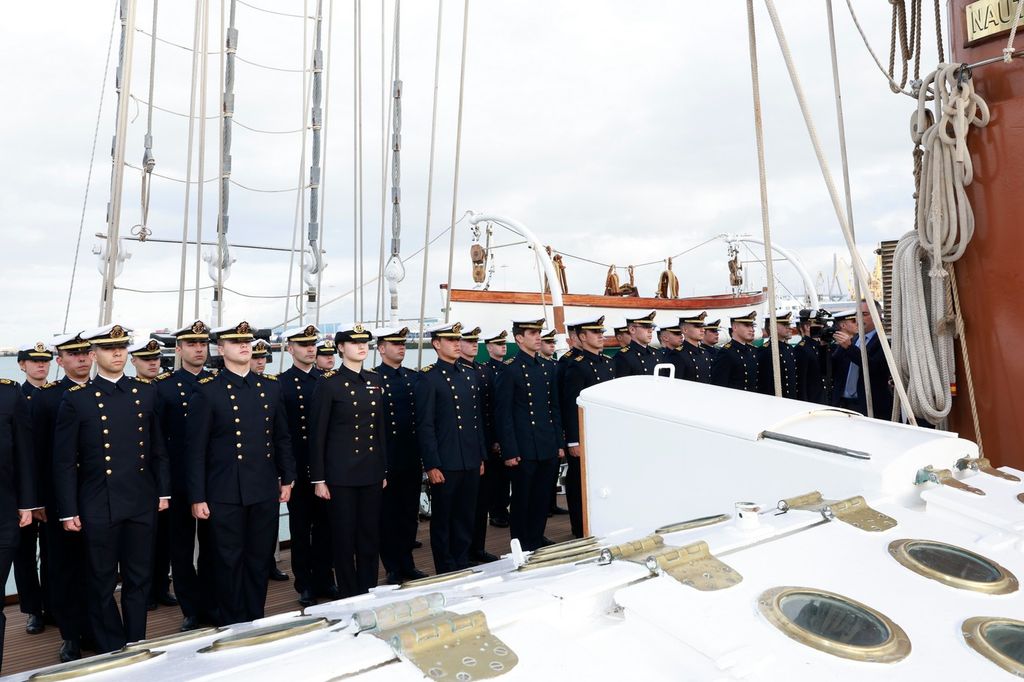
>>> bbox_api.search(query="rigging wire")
[314,0,337,327]
[176,0,205,330]
[442,0,471,322]
[135,0,159,243]
[237,0,313,20]
[193,0,212,319]
[132,95,305,133]
[135,28,313,72]
[64,0,119,333]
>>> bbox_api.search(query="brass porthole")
[757,587,911,663]
[199,617,336,652]
[889,539,1018,595]
[29,649,163,681]
[655,513,731,535]
[962,617,1024,676]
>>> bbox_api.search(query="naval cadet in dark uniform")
[795,309,827,404]
[309,324,387,598]
[280,324,334,606]
[655,321,684,376]
[250,339,289,584]
[613,322,631,351]
[155,320,216,631]
[53,324,171,653]
[481,330,510,529]
[458,326,499,565]
[414,322,487,574]
[0,371,39,672]
[14,342,52,637]
[33,332,94,662]
[678,312,713,383]
[495,317,564,552]
[757,311,799,399]
[546,327,572,517]
[701,319,722,358]
[185,321,296,625]
[375,326,427,585]
[315,339,337,372]
[129,339,177,613]
[613,311,659,377]
[539,329,557,361]
[711,311,760,392]
[559,316,614,538]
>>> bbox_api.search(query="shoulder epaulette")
[322,370,337,378]
[574,354,585,362]
[0,378,12,385]
[366,367,377,373]
[69,384,84,392]
[420,364,434,372]
[724,342,732,349]
[619,346,629,353]
[153,371,172,382]
[504,358,514,365]
[40,381,59,390]
[134,376,151,384]
[263,373,278,381]
[210,368,220,375]
[198,376,216,384]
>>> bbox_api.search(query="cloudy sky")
[0,1,947,346]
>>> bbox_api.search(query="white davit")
[15,377,1024,681]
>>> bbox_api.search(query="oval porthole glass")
[889,539,1018,595]
[758,587,911,663]
[962,617,1024,676]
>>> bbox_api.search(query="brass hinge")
[353,593,447,633]
[627,540,742,591]
[377,610,518,680]
[955,456,1022,483]
[778,491,897,532]
[605,534,665,560]
[916,465,986,496]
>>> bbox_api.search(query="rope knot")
[1004,46,1016,63]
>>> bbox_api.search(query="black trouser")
[470,461,491,554]
[328,484,381,598]
[14,520,46,616]
[0,521,18,673]
[509,458,559,551]
[169,497,215,621]
[149,508,172,602]
[565,454,584,538]
[208,499,277,625]
[429,469,479,574]
[82,507,157,653]
[288,482,334,595]
[379,468,422,577]
[44,519,89,642]
[487,453,510,520]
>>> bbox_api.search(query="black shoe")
[386,571,404,586]
[180,616,201,632]
[59,639,81,663]
[269,567,289,582]
[146,601,158,611]
[550,506,569,515]
[404,568,428,580]
[298,589,316,608]
[411,540,423,549]
[489,516,510,528]
[469,550,500,563]
[25,613,45,635]
[157,592,179,607]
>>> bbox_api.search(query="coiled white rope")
[891,63,989,424]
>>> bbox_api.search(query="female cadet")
[309,324,387,598]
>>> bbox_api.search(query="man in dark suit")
[375,326,427,585]
[711,311,760,392]
[32,332,94,662]
[757,312,799,399]
[154,320,216,631]
[831,304,894,419]
[481,330,510,529]
[279,324,334,606]
[14,342,52,636]
[795,309,828,404]
[53,323,170,653]
[185,321,296,625]
[495,317,565,552]
[613,311,659,377]
[414,322,487,574]
[0,373,40,672]
[559,316,614,539]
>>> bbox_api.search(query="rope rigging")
[302,0,327,313]
[383,1,405,326]
[442,0,471,322]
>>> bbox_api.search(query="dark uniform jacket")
[700,342,719,359]
[554,348,575,400]
[613,340,659,377]
[830,333,893,418]
[185,370,295,506]
[560,349,615,445]
[376,363,421,473]
[53,376,170,522]
[29,376,78,511]
[308,366,387,487]
[279,365,323,484]
[795,339,826,404]
[678,343,713,383]
[710,340,759,392]
[414,359,486,472]
[0,380,37,524]
[155,368,214,496]
[756,339,799,398]
[494,352,563,461]
[457,357,496,450]
[21,382,38,398]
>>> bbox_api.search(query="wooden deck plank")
[1,502,573,676]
